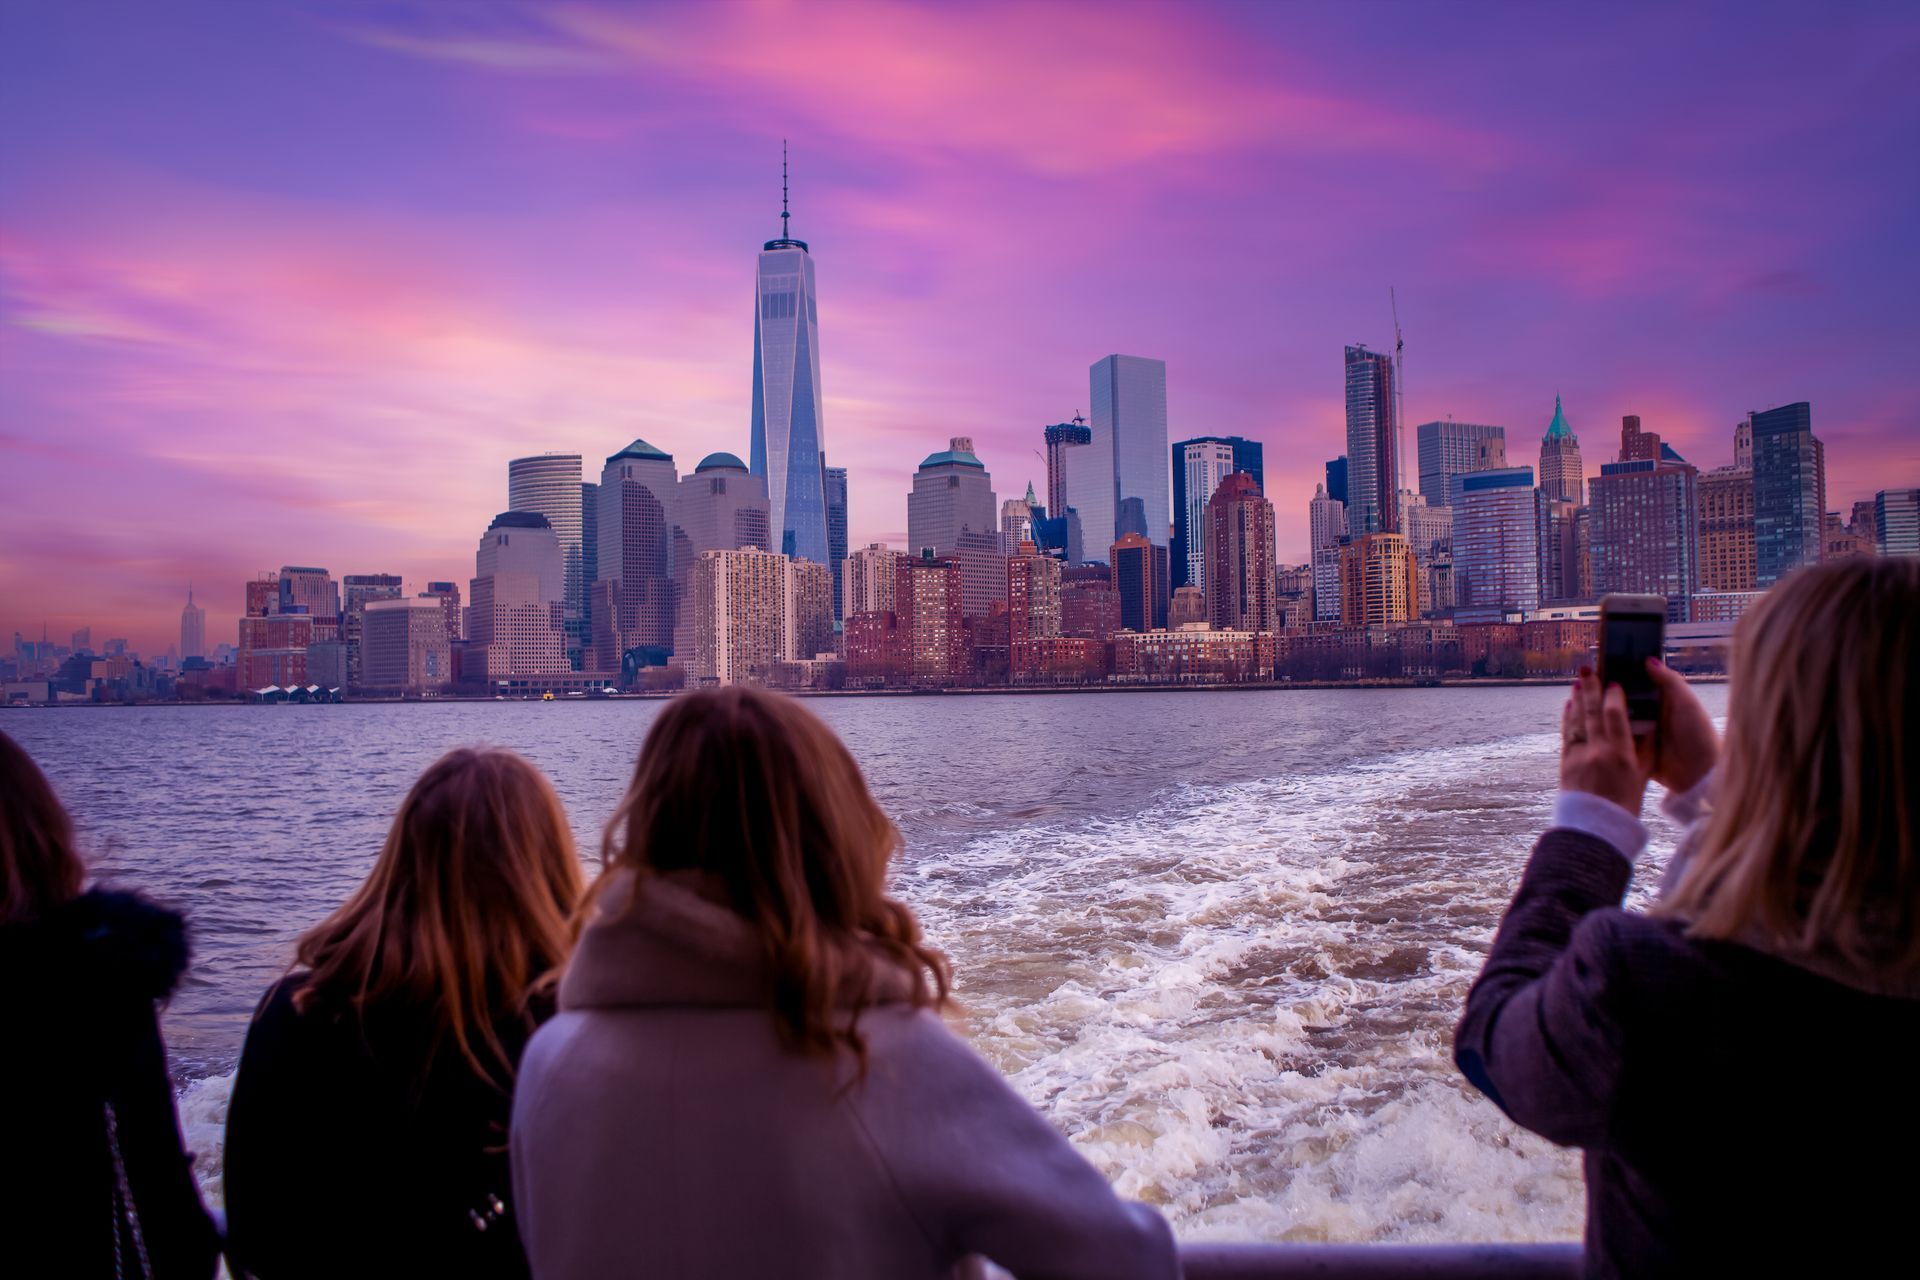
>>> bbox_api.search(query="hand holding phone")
[1598,594,1667,737]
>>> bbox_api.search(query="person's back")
[223,748,583,1280]
[1456,558,1920,1278]
[512,687,1176,1280]
[0,732,218,1280]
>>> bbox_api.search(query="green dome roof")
[606,438,671,464]
[695,451,748,473]
[918,446,984,470]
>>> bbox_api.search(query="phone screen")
[1602,614,1664,729]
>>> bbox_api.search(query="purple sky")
[3,1,1917,655]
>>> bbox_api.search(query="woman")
[0,730,219,1279]
[224,748,584,1279]
[512,687,1177,1279]
[1456,557,1920,1278]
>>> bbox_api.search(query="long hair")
[0,731,86,925]
[1656,557,1920,983]
[295,748,585,1083]
[596,687,950,1064]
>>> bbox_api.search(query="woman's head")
[1660,556,1920,981]
[297,747,584,1081]
[602,687,948,1058]
[0,731,84,925]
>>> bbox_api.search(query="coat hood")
[0,888,190,1005]
[560,869,919,1013]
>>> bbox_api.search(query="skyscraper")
[1204,473,1278,633]
[1339,533,1419,628]
[895,552,966,687]
[1590,418,1700,621]
[825,463,848,621]
[1344,345,1399,534]
[1537,397,1584,505]
[1751,402,1825,585]
[179,587,205,661]
[1109,532,1169,632]
[1399,491,1453,615]
[1172,435,1264,593]
[341,573,403,688]
[1415,420,1506,508]
[1876,488,1919,557]
[1451,467,1541,622]
[1080,355,1171,558]
[688,546,786,686]
[907,438,998,558]
[469,512,569,679]
[670,452,772,658]
[1309,484,1347,623]
[749,156,830,567]
[277,567,338,625]
[420,581,462,645]
[1043,418,1092,525]
[1698,465,1757,593]
[1325,456,1348,507]
[1000,491,1035,557]
[1007,546,1063,645]
[846,543,903,617]
[509,454,585,664]
[597,439,677,658]
[361,597,450,693]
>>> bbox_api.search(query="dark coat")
[1456,828,1920,1278]
[0,889,220,1280]
[223,974,541,1280]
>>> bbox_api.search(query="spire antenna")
[781,139,790,238]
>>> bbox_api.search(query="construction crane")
[1390,287,1406,513]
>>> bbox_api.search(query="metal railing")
[1178,1243,1583,1279]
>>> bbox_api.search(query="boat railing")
[1176,1242,1583,1279]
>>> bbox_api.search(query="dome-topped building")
[1539,395,1584,506]
[695,451,749,474]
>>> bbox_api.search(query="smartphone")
[1599,594,1667,736]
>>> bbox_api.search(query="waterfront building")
[1345,345,1399,535]
[1325,456,1348,506]
[825,463,848,621]
[749,167,830,568]
[1339,533,1419,628]
[1537,398,1584,505]
[670,452,771,657]
[237,613,313,688]
[908,438,998,558]
[1168,585,1206,628]
[305,640,346,690]
[470,511,569,680]
[785,557,835,660]
[508,453,585,658]
[1172,436,1263,593]
[1309,484,1348,622]
[842,611,903,688]
[361,597,451,693]
[1043,418,1092,529]
[1060,564,1121,642]
[1000,492,1035,557]
[1398,490,1452,616]
[1750,403,1825,585]
[1689,591,1766,624]
[688,547,786,685]
[846,543,902,616]
[277,566,338,625]
[1416,421,1505,508]
[179,588,205,661]
[1109,532,1169,633]
[420,582,462,645]
[596,439,677,658]
[1076,355,1171,560]
[1589,423,1700,620]
[895,552,966,687]
[1112,628,1276,684]
[341,573,403,688]
[1539,498,1583,604]
[1007,545,1063,646]
[1451,466,1541,622]
[1205,473,1278,633]
[1878,488,1920,556]
[1009,635,1106,685]
[1699,464,1757,593]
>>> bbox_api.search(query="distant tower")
[1538,396,1584,505]
[508,453,586,662]
[179,586,206,661]
[1344,345,1399,534]
[750,142,830,567]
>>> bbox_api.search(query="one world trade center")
[749,149,830,567]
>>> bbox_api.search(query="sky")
[3,0,1917,656]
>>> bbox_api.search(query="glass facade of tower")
[1172,435,1264,593]
[1345,345,1399,535]
[1416,421,1506,508]
[1450,466,1540,622]
[1085,355,1171,557]
[750,244,829,568]
[825,464,848,620]
[508,453,585,663]
[1750,402,1822,586]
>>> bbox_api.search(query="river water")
[4,685,1719,1243]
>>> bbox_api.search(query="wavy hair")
[596,687,950,1065]
[0,731,85,925]
[1656,556,1920,984]
[294,748,585,1084]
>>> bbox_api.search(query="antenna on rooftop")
[781,139,791,240]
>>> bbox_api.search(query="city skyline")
[4,1,1919,654]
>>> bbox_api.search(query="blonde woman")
[1456,557,1919,1278]
[224,749,584,1280]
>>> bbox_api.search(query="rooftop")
[488,511,553,531]
[606,438,671,465]
[1544,395,1576,442]
[695,451,749,473]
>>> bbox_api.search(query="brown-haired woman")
[223,748,583,1279]
[512,687,1176,1280]
[0,730,219,1279]
[1456,556,1920,1278]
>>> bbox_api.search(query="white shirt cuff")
[1552,790,1649,863]
[1659,765,1716,826]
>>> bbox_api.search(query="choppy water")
[4,686,1721,1243]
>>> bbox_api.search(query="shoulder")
[13,888,191,1004]
[1566,907,1715,994]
